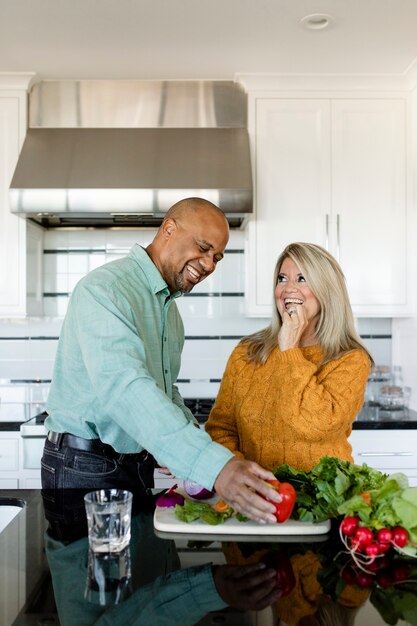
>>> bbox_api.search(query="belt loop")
[118,454,125,464]
[52,432,63,450]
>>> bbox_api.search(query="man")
[42,197,279,523]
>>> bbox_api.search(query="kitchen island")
[1,488,416,626]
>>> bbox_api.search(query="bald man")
[42,197,279,523]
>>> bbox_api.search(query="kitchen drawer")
[350,430,417,470]
[0,478,19,489]
[21,436,45,469]
[0,438,19,471]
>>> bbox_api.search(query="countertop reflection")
[1,488,416,626]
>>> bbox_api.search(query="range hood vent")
[10,80,253,228]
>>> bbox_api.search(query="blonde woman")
[206,242,373,472]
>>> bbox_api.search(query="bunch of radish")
[340,556,412,589]
[339,516,410,563]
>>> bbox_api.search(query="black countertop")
[1,489,417,626]
[3,407,417,432]
[353,406,417,430]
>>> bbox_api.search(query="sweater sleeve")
[205,348,244,458]
[274,347,370,442]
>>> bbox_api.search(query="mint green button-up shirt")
[46,244,233,489]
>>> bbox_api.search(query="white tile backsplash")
[0,228,393,404]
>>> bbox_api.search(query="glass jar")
[368,366,392,383]
[378,386,409,411]
[366,366,392,405]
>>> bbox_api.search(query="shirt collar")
[129,243,182,298]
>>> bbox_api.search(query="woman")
[205,242,373,471]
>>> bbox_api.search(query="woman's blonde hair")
[243,242,373,366]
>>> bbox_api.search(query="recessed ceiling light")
[299,13,334,30]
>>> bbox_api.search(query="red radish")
[392,564,410,582]
[183,480,214,500]
[352,526,374,551]
[340,564,357,585]
[377,528,393,544]
[392,526,409,548]
[375,541,391,554]
[365,542,381,557]
[377,571,394,588]
[355,571,374,588]
[340,516,360,536]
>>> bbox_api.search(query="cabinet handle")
[358,452,413,457]
[336,214,340,262]
[325,214,330,250]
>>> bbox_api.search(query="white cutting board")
[153,492,330,537]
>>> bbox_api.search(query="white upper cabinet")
[0,79,31,317]
[331,99,407,315]
[245,91,410,317]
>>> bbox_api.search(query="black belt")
[47,431,150,464]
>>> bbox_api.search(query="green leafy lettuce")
[174,499,233,525]
[273,456,388,523]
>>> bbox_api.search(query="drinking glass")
[84,489,133,554]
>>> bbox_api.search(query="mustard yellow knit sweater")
[205,344,370,471]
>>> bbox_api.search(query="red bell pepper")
[265,478,297,523]
[261,551,296,595]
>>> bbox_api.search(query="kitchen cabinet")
[245,93,410,317]
[350,430,417,486]
[0,432,20,488]
[0,90,27,316]
[0,76,34,318]
[0,430,43,489]
[3,428,177,489]
[0,501,25,625]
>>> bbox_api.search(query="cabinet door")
[0,95,26,316]
[349,430,417,476]
[246,98,331,316]
[332,98,408,315]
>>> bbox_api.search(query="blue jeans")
[41,436,156,542]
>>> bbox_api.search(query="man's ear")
[161,218,177,240]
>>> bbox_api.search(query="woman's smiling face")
[275,256,321,329]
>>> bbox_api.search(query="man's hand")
[213,563,283,611]
[214,457,282,523]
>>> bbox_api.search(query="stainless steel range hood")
[9,80,253,228]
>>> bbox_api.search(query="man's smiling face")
[161,212,229,293]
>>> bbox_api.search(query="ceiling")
[1,0,417,80]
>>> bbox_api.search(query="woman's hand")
[278,303,309,351]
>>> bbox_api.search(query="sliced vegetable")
[175,498,233,525]
[360,491,372,505]
[214,500,231,513]
[183,480,215,500]
[155,483,185,508]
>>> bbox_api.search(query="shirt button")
[164,369,168,373]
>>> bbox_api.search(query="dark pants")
[41,433,156,542]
